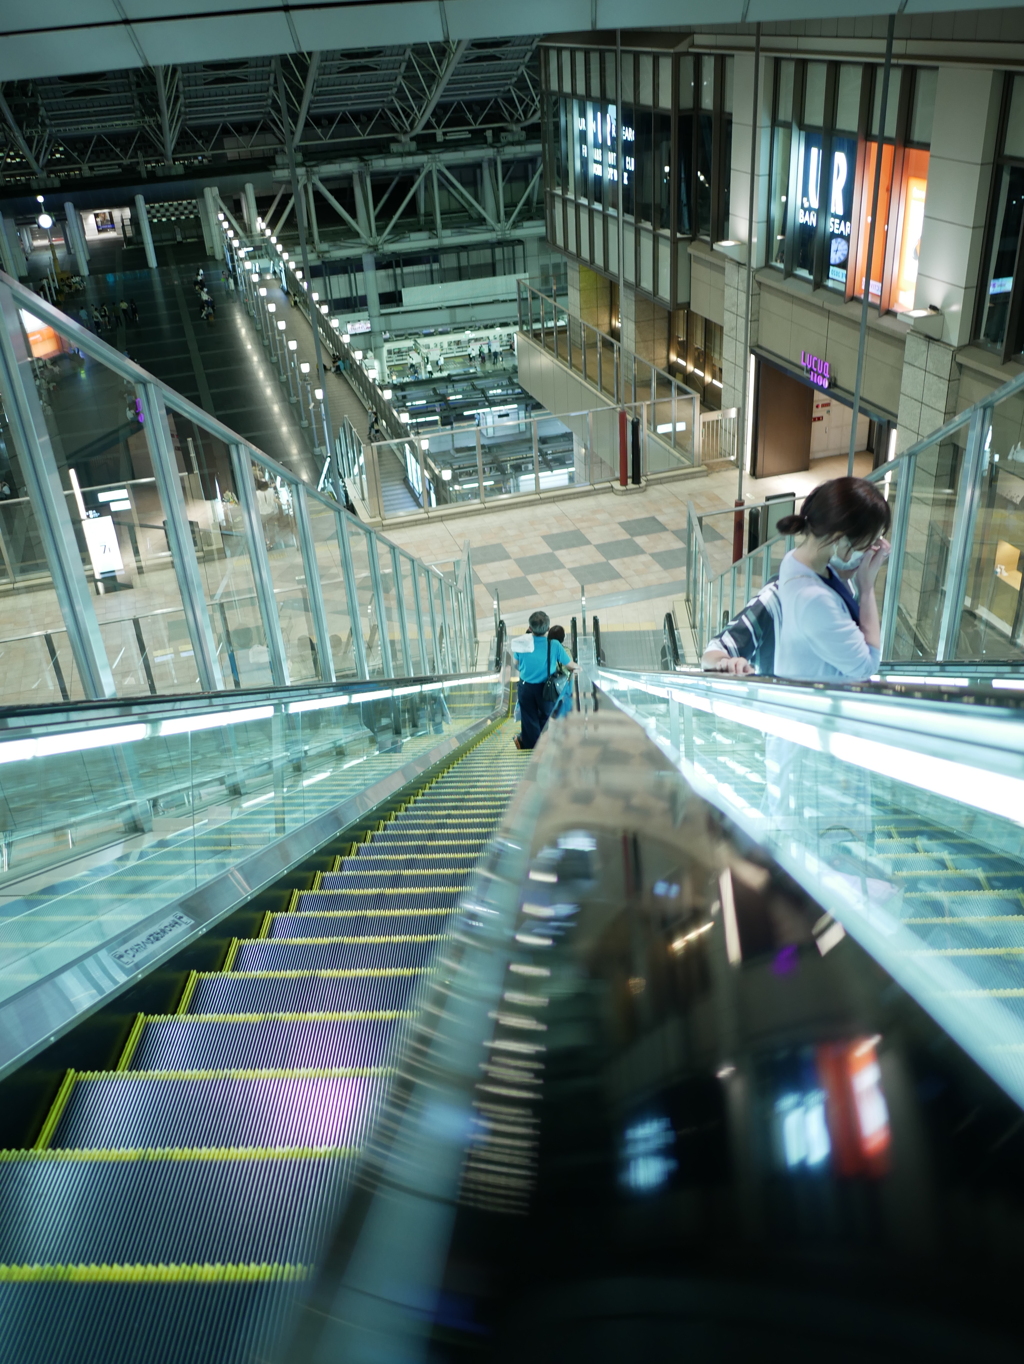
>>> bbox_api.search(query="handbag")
[542,637,560,708]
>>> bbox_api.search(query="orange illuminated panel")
[854,142,894,305]
[19,308,63,360]
[893,148,930,312]
[816,1036,891,1177]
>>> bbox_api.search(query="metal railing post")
[363,438,386,522]
[337,511,369,680]
[532,416,541,494]
[475,429,486,505]
[138,384,224,691]
[879,453,914,660]
[391,545,412,676]
[367,532,395,677]
[294,482,335,682]
[936,407,989,662]
[410,559,428,673]
[229,441,290,686]
[0,284,116,698]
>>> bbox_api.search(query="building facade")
[540,15,1024,474]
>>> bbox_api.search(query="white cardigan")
[775,551,879,682]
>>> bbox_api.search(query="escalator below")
[0,720,519,1364]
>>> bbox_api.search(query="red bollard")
[619,409,628,487]
[732,498,745,563]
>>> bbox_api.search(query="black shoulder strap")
[546,636,551,677]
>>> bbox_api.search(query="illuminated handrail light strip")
[606,672,1024,830]
[884,674,969,687]
[0,724,147,764]
[160,706,273,736]
[992,678,1024,691]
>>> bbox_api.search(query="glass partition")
[0,271,479,707]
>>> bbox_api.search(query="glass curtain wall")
[976,73,1024,361]
[768,58,935,314]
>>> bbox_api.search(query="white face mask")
[829,543,867,573]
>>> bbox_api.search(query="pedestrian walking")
[512,611,577,750]
[129,299,139,324]
[91,305,102,331]
[119,300,129,323]
[100,305,112,330]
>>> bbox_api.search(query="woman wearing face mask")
[774,477,892,683]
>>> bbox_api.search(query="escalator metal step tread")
[268,911,452,938]
[185,971,426,1016]
[0,1281,298,1364]
[49,1074,381,1150]
[234,935,442,973]
[2,719,520,1364]
[0,1152,349,1265]
[129,1018,404,1072]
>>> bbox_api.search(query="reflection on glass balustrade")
[600,670,1024,1111]
[0,672,503,1015]
[0,277,477,706]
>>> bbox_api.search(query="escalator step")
[339,855,479,871]
[49,1073,380,1150]
[128,1017,404,1072]
[186,970,426,1016]
[291,890,461,911]
[234,939,440,972]
[268,911,453,938]
[0,1150,349,1265]
[313,873,468,891]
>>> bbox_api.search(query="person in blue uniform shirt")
[512,610,576,750]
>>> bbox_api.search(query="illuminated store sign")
[801,350,832,390]
[577,102,633,186]
[797,136,855,287]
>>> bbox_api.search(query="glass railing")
[0,269,477,706]
[517,280,704,467]
[0,665,506,1077]
[685,365,1024,668]
[598,666,1024,1113]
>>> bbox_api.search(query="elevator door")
[753,363,812,477]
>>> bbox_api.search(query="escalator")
[0,716,519,1364]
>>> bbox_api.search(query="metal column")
[133,194,158,270]
[295,482,336,682]
[0,287,115,698]
[138,383,224,691]
[229,442,289,685]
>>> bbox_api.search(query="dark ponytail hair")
[776,476,891,544]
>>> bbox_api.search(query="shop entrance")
[752,361,812,476]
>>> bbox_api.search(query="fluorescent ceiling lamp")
[656,422,687,433]
[992,678,1024,690]
[160,705,273,736]
[97,489,129,502]
[884,674,969,687]
[302,770,332,786]
[108,499,132,511]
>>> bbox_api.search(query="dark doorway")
[753,360,812,477]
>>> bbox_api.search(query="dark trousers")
[518,680,552,750]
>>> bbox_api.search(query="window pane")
[978,164,1024,349]
[825,135,858,289]
[622,104,636,217]
[794,130,823,277]
[700,59,714,112]
[770,124,792,265]
[678,112,693,236]
[656,111,672,230]
[776,59,795,122]
[720,110,733,235]
[804,62,827,126]
[890,147,930,312]
[636,109,655,225]
[910,68,937,145]
[835,65,862,132]
[1004,73,1024,159]
[679,55,694,110]
[696,113,713,237]
[723,56,734,114]
[854,141,895,303]
[870,66,902,138]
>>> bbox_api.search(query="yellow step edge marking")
[312,870,324,891]
[33,1071,77,1152]
[257,934,444,944]
[115,1015,146,1072]
[0,1263,310,1284]
[74,1065,393,1081]
[222,938,240,971]
[286,889,301,914]
[274,909,455,919]
[902,915,1024,925]
[189,968,429,980]
[0,1145,360,1164]
[298,889,462,897]
[906,947,1024,956]
[257,911,273,940]
[177,972,200,1015]
[140,1010,415,1023]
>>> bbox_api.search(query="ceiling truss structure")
[0,37,540,191]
